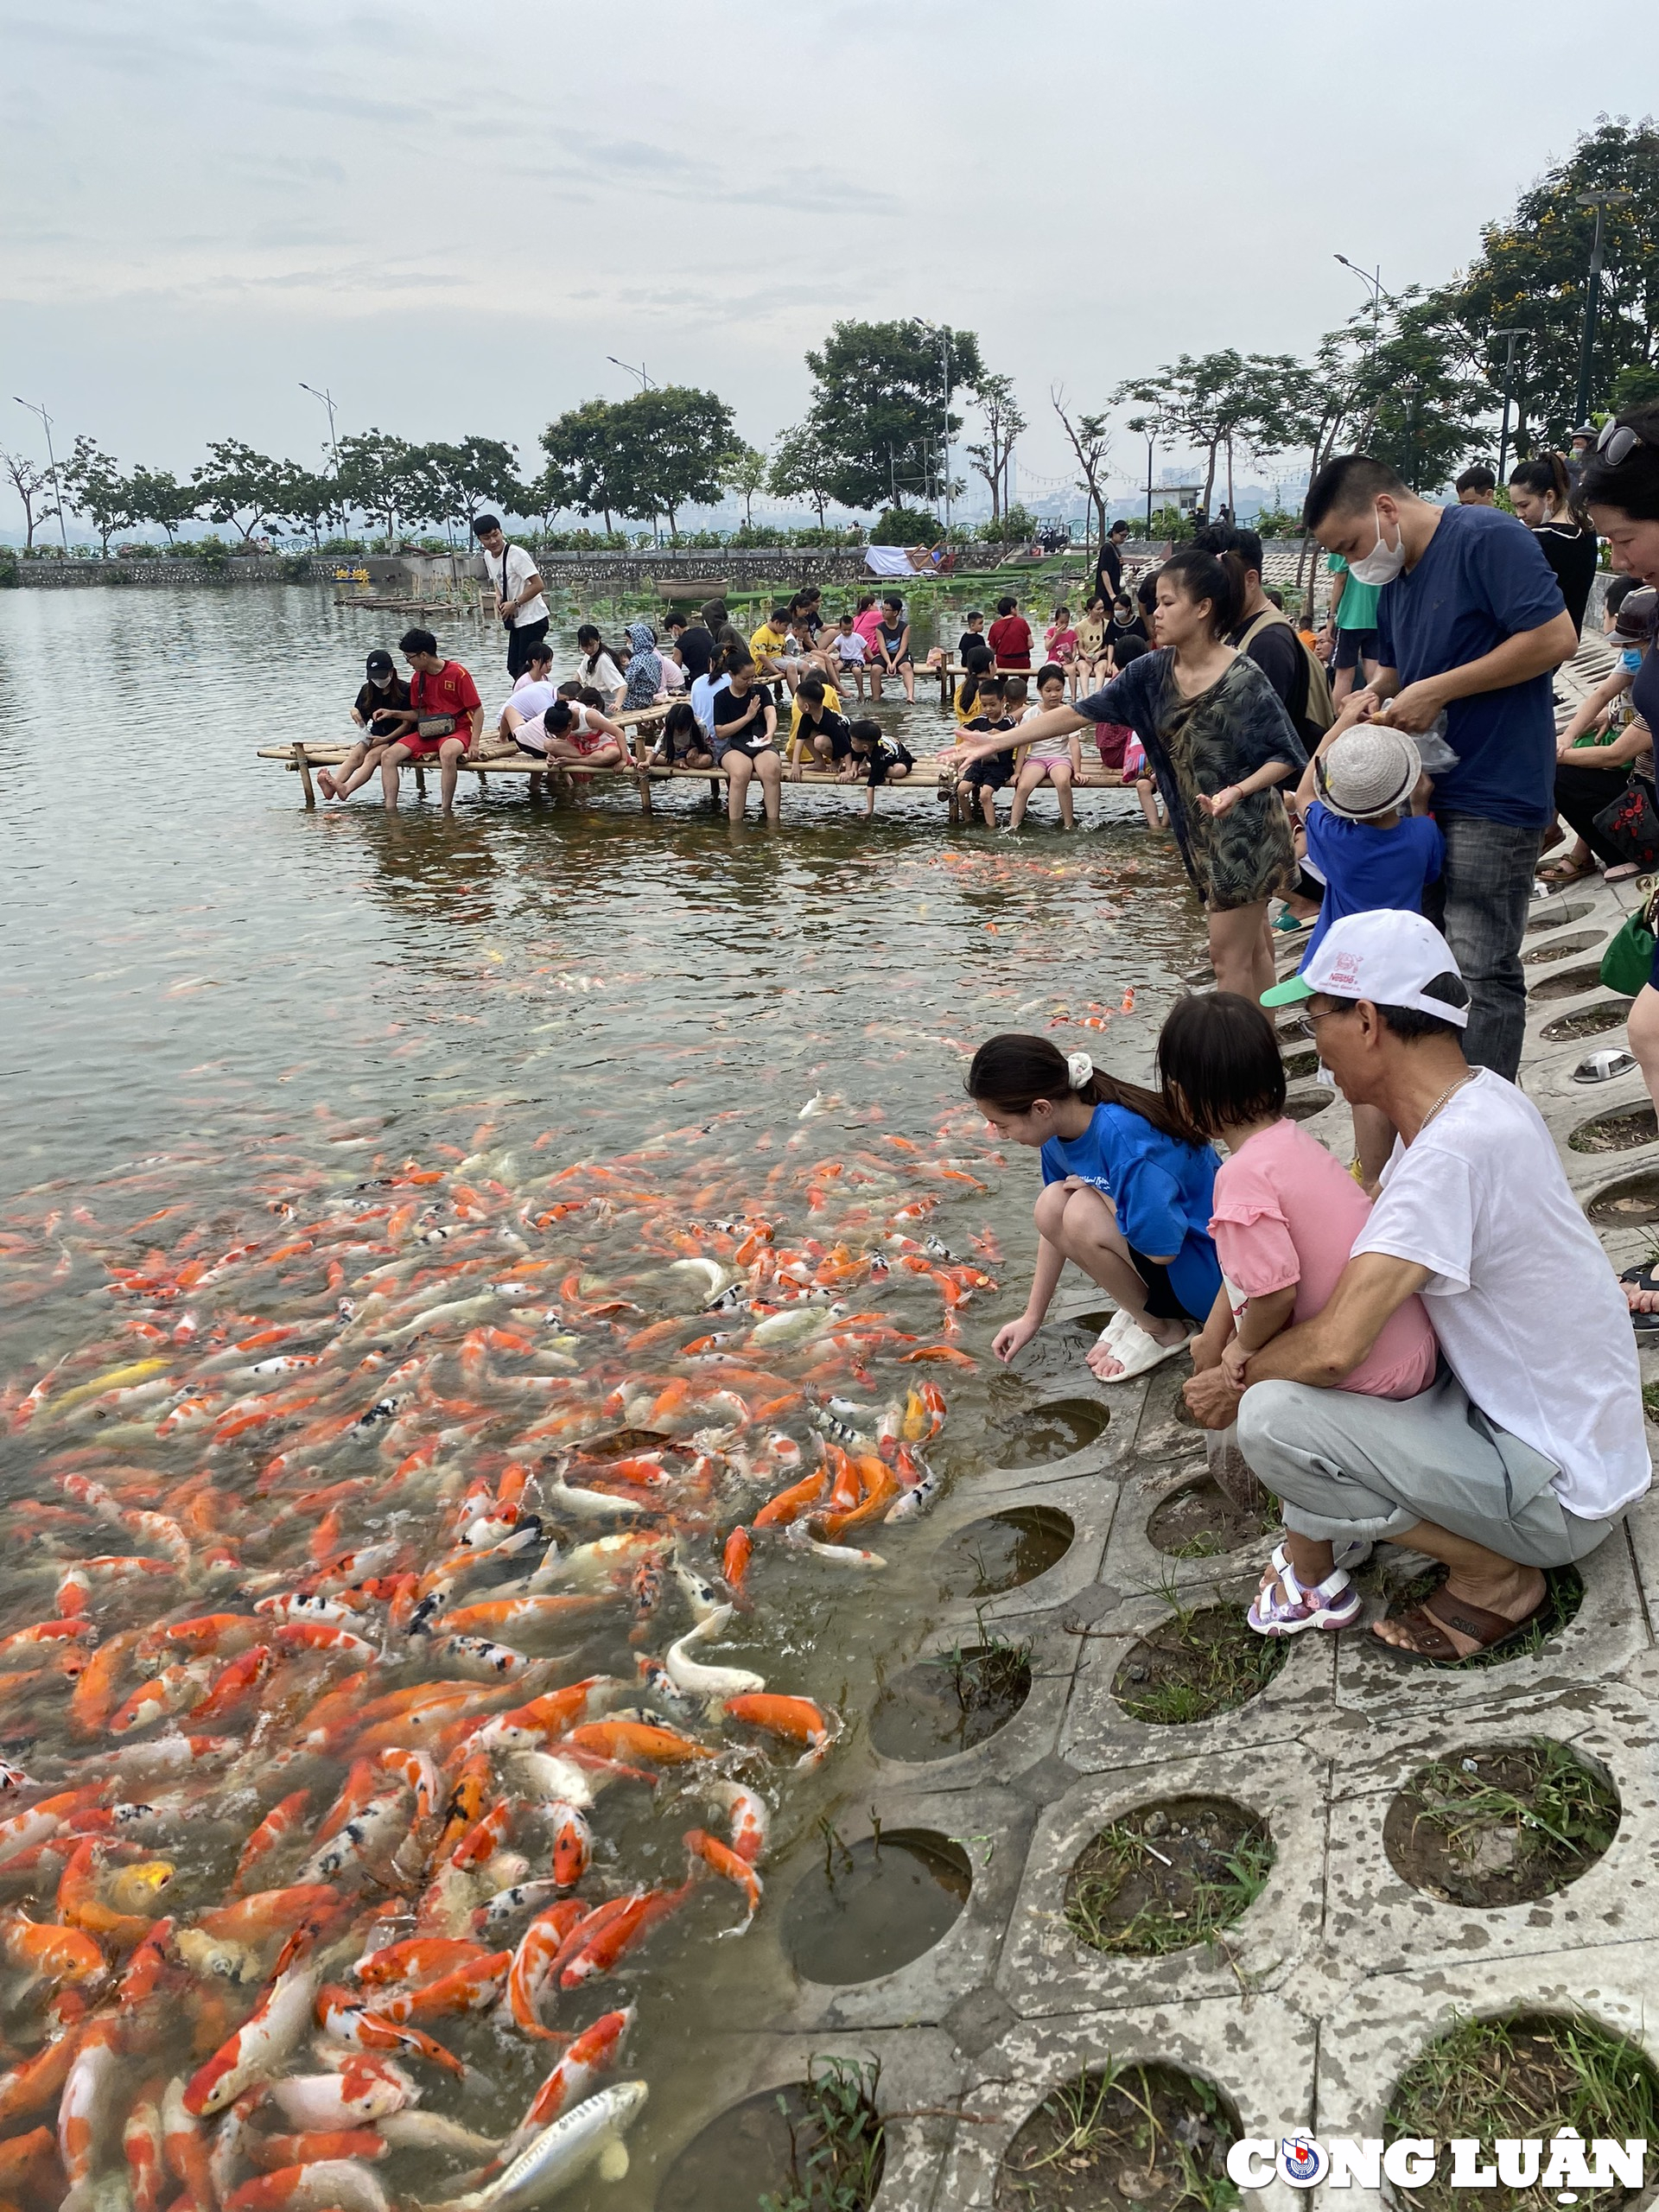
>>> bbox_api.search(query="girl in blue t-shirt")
[969,1032,1222,1384]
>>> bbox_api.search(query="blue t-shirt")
[1039,1101,1221,1320]
[1300,804,1445,967]
[1374,503,1567,827]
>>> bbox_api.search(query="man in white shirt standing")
[473,514,549,680]
[1184,910,1649,1666]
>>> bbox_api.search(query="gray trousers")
[1236,1369,1618,1570]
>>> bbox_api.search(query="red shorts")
[398,728,471,759]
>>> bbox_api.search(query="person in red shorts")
[379,627,483,815]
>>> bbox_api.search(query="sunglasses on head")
[1596,421,1649,467]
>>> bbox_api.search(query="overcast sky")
[3,0,1655,522]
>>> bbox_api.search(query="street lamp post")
[13,397,72,556]
[1335,253,1383,371]
[607,357,654,391]
[299,382,340,474]
[1573,188,1634,429]
[1143,423,1159,538]
[1490,330,1526,486]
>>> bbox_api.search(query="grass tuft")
[762,2055,886,2212]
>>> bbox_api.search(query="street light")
[1572,188,1635,429]
[299,382,341,474]
[1334,253,1382,370]
[1142,421,1161,538]
[13,397,72,556]
[1489,330,1527,486]
[607,357,654,391]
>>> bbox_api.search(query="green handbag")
[1599,882,1659,996]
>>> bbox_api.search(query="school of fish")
[0,1090,1014,2209]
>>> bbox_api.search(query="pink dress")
[1210,1118,1438,1399]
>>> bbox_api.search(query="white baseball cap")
[1261,910,1469,1027]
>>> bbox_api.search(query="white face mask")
[1347,506,1408,588]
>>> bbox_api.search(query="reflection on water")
[0,585,1205,2204]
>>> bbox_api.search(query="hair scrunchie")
[1065,1051,1094,1091]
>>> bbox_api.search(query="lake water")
[0,582,1205,2207]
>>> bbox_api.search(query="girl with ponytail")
[968,1031,1223,1384]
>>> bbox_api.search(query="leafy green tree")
[608,386,735,539]
[1611,363,1659,414]
[191,438,294,544]
[1432,119,1659,453]
[268,464,341,547]
[873,505,940,543]
[0,449,60,551]
[768,423,837,528]
[63,435,134,556]
[982,501,1037,548]
[336,431,427,541]
[1115,349,1302,514]
[804,319,985,512]
[721,442,769,528]
[964,372,1026,521]
[422,435,526,537]
[540,400,633,534]
[125,467,200,545]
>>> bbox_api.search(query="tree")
[422,435,526,538]
[1050,389,1114,555]
[768,423,837,528]
[336,431,426,542]
[192,438,292,544]
[1348,290,1487,492]
[525,456,576,537]
[1432,118,1659,453]
[804,319,986,512]
[540,401,633,535]
[722,442,769,529]
[124,467,200,545]
[609,386,735,540]
[1115,349,1306,515]
[267,463,340,548]
[62,435,133,556]
[0,449,60,551]
[964,372,1027,521]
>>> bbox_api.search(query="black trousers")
[1554,759,1636,868]
[506,618,549,679]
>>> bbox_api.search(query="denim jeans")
[1421,811,1543,1080]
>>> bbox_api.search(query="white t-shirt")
[483,543,548,629]
[1352,1067,1649,1519]
[832,633,868,664]
[1020,702,1071,760]
[501,677,556,723]
[582,652,625,698]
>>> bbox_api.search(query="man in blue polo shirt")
[1301,454,1579,1080]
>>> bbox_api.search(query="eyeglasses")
[1288,1007,1344,1039]
[1596,422,1649,467]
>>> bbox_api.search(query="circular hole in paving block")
[1113,1605,1287,1724]
[1529,961,1612,1001]
[1147,1475,1276,1559]
[1525,899,1592,933]
[994,1397,1109,1467]
[1064,1795,1274,1955]
[995,2061,1242,2212]
[1384,2012,1659,2212]
[870,1639,1033,1762]
[779,1827,972,1984]
[1586,1168,1659,1224]
[932,1507,1075,1598]
[1282,1087,1332,1122]
[1382,1738,1618,1908]
[1570,1103,1659,1154]
[1281,1045,1320,1077]
[1370,1561,1584,1667]
[656,2057,886,2212]
[1522,928,1605,965]
[1541,997,1634,1041]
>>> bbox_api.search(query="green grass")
[762,2056,886,2212]
[1384,2013,1659,2212]
[999,2063,1241,2212]
[1112,1594,1286,1725]
[1065,1821,1274,1956]
[1643,1381,1659,1427]
[938,1610,1034,1714]
[1404,1739,1618,1885]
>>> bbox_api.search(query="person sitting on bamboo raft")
[318,648,410,802]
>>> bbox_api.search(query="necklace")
[1418,1069,1477,1133]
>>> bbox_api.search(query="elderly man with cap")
[1184,909,1649,1665]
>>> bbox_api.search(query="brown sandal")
[1371,1585,1549,1668]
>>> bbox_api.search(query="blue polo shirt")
[1375,503,1567,827]
[1300,804,1445,966]
[1039,1103,1221,1321]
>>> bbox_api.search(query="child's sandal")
[1247,1561,1361,1637]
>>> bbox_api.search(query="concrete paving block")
[1331,1522,1649,1719]
[1320,1683,1659,1978]
[1130,1357,1212,1463]
[994,1747,1328,2017]
[1312,1942,1659,2212]
[708,1783,1033,2037]
[1100,1453,1277,1600]
[1058,1571,1338,1771]
[935,1997,1317,2212]
[913,1465,1121,1630]
[635,2024,967,2212]
[859,1611,1083,1794]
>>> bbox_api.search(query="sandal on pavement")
[1370,1585,1550,1668]
[1248,1561,1361,1637]
[1537,855,1595,885]
[1091,1316,1189,1384]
